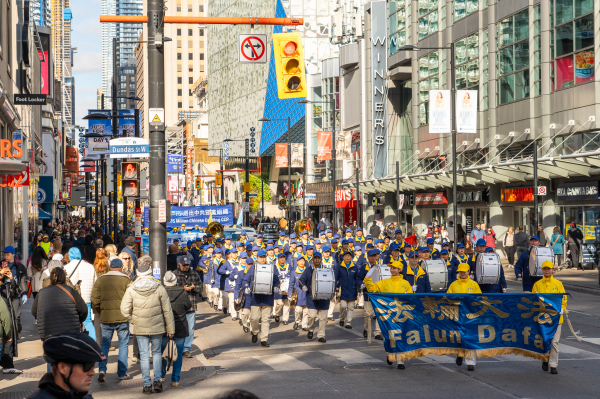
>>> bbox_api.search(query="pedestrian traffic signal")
[121,162,140,197]
[273,32,307,99]
[195,178,202,190]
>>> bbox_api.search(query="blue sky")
[71,0,103,127]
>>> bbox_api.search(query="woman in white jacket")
[64,247,97,340]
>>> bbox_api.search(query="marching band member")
[319,231,329,245]
[344,228,354,243]
[251,245,260,262]
[426,238,440,260]
[393,229,405,248]
[300,230,310,250]
[213,248,228,313]
[441,242,453,261]
[291,242,305,267]
[241,250,281,347]
[364,249,412,368]
[204,245,218,308]
[206,233,214,245]
[299,251,330,343]
[255,234,266,249]
[304,245,314,265]
[515,235,543,292]
[354,247,366,309]
[387,244,403,270]
[354,227,366,249]
[273,245,281,258]
[314,240,323,254]
[418,246,431,263]
[273,253,292,325]
[220,248,240,320]
[335,251,358,329]
[448,262,482,371]
[455,242,468,263]
[383,237,391,253]
[439,249,458,289]
[400,243,412,269]
[266,245,276,265]
[326,229,334,242]
[290,256,309,331]
[468,239,507,293]
[231,252,252,333]
[321,247,338,321]
[309,236,315,247]
[402,250,432,293]
[223,236,234,251]
[357,249,385,340]
[190,239,202,271]
[277,232,289,253]
[238,231,248,245]
[336,239,351,264]
[286,239,297,260]
[532,260,566,375]
[329,238,339,256]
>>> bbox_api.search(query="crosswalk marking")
[254,354,316,371]
[220,339,352,354]
[321,349,383,364]
[581,338,600,346]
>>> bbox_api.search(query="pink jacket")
[485,229,496,248]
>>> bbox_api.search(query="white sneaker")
[3,368,23,374]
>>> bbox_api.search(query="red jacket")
[485,229,496,247]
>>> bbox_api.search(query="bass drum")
[529,246,554,277]
[475,253,501,285]
[370,264,391,283]
[422,260,448,292]
[311,268,336,301]
[252,263,274,295]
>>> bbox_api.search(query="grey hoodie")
[120,275,175,335]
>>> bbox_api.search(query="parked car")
[257,223,280,241]
[223,228,257,242]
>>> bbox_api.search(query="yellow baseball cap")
[457,263,470,273]
[542,260,554,269]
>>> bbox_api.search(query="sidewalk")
[0,302,216,398]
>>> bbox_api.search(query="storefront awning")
[0,160,27,172]
[38,208,53,220]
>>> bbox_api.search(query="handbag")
[67,260,82,295]
[162,338,178,371]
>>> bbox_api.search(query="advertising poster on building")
[428,90,451,133]
[88,137,110,155]
[291,143,303,167]
[456,90,478,133]
[275,143,288,168]
[317,131,332,161]
[336,131,351,160]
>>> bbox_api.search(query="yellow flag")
[208,210,213,224]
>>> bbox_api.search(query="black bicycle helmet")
[43,332,106,365]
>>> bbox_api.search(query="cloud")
[73,51,103,73]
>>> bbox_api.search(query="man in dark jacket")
[91,258,132,382]
[1,263,21,374]
[161,271,192,386]
[173,254,202,358]
[369,220,381,239]
[166,244,179,272]
[514,226,529,259]
[567,222,584,269]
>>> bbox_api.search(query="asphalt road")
[2,278,600,399]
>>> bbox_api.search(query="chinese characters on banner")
[316,131,332,161]
[143,205,234,227]
[428,90,451,133]
[456,90,478,133]
[291,143,304,167]
[275,143,288,168]
[336,131,352,160]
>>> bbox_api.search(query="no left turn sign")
[239,34,267,63]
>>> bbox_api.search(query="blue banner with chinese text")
[368,293,565,361]
[143,205,234,228]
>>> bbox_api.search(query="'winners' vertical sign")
[371,1,388,178]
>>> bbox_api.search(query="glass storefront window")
[418,0,438,40]
[417,51,439,125]
[389,1,410,55]
[454,0,479,22]
[454,32,479,90]
[481,29,489,109]
[584,207,600,241]
[497,9,529,105]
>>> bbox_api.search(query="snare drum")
[529,246,554,277]
[369,265,391,283]
[279,277,290,294]
[422,260,448,292]
[475,253,501,285]
[311,268,336,301]
[252,263,274,295]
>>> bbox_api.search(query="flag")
[405,234,417,246]
[235,208,244,227]
[208,210,213,224]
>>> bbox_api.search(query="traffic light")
[195,178,202,190]
[121,161,140,197]
[273,32,307,99]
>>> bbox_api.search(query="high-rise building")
[31,0,51,27]
[135,33,145,137]
[97,88,104,109]
[117,58,137,110]
[102,0,116,109]
[50,0,74,124]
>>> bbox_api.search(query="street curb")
[505,275,600,296]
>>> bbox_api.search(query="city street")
[2,278,600,399]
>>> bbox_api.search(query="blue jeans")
[161,337,185,383]
[99,322,130,376]
[136,334,162,387]
[84,303,96,341]
[183,312,196,352]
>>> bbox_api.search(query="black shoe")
[467,365,474,371]
[143,386,153,395]
[374,335,383,341]
[542,362,549,371]
[456,357,463,366]
[345,325,352,329]
[252,334,258,343]
[223,308,227,315]
[302,327,308,331]
[238,319,243,326]
[307,331,313,340]
[293,322,299,330]
[98,371,105,382]
[214,305,218,311]
[551,367,558,374]
[153,381,163,393]
[363,330,368,338]
[339,320,344,327]
[282,321,288,325]
[397,364,405,370]
[318,338,326,343]
[386,358,393,365]
[183,351,193,358]
[243,326,249,333]
[275,316,280,322]
[261,341,270,347]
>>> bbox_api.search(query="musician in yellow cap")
[364,248,412,369]
[181,224,186,231]
[447,262,481,371]
[532,260,566,375]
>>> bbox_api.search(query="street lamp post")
[399,44,457,241]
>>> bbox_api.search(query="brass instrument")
[234,293,245,311]
[196,259,209,274]
[294,218,313,236]
[289,287,298,309]
[206,221,224,239]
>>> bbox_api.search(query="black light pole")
[400,44,457,242]
[111,37,118,242]
[134,108,141,238]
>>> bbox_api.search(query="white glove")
[211,279,215,284]
[302,286,308,292]
[226,271,230,275]
[22,295,27,304]
[560,309,563,315]
[361,284,366,290]
[245,287,251,294]
[366,267,375,278]
[234,275,238,280]
[502,288,507,293]
[274,287,280,293]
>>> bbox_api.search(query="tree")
[240,173,272,212]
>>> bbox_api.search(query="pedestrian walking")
[118,251,135,279]
[121,236,138,275]
[470,222,486,246]
[537,226,549,247]
[485,227,496,249]
[64,247,97,340]
[433,227,442,251]
[514,226,529,260]
[120,255,175,394]
[551,227,566,266]
[173,254,201,358]
[91,258,132,382]
[27,246,48,302]
[567,222,583,269]
[0,295,11,360]
[456,223,465,245]
[369,220,381,239]
[503,227,516,268]
[161,271,192,387]
[1,245,27,343]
